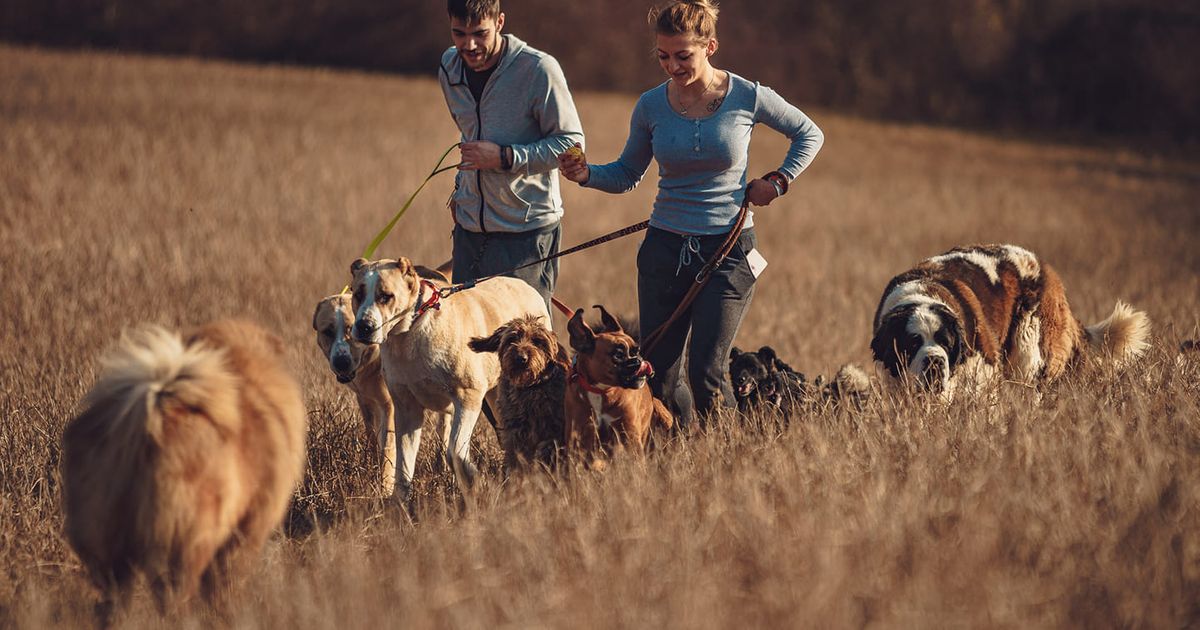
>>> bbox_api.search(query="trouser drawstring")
[675,235,701,276]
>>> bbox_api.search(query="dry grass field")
[2,44,1199,627]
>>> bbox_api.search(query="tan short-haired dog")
[469,315,569,471]
[62,319,307,614]
[313,293,396,495]
[564,306,673,466]
[350,256,549,499]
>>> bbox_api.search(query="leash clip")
[438,278,477,299]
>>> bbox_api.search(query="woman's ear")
[707,38,718,56]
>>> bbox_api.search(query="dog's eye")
[533,337,547,348]
[378,292,393,305]
[353,288,364,303]
[322,327,335,339]
[908,333,923,347]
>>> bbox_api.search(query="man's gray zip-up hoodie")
[439,35,584,233]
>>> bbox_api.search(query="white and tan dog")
[312,262,452,496]
[871,243,1150,401]
[350,257,549,499]
[313,293,396,495]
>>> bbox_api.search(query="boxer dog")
[564,305,673,466]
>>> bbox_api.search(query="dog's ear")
[468,325,506,354]
[391,257,413,275]
[757,346,778,364]
[312,301,323,331]
[729,347,743,364]
[413,265,449,283]
[351,258,369,276]
[568,309,595,354]
[871,308,912,376]
[939,306,967,367]
[593,304,622,334]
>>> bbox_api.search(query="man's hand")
[459,141,503,171]
[746,178,781,207]
[557,143,590,184]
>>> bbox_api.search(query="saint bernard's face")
[871,302,965,396]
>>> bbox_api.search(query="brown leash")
[640,200,751,356]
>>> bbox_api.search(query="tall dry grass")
[1,44,1199,627]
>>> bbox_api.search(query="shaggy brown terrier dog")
[564,306,673,467]
[62,319,307,615]
[469,315,568,471]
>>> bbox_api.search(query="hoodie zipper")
[475,94,486,234]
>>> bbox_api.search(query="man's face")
[451,14,505,72]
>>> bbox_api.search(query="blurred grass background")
[2,0,1199,144]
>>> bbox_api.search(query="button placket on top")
[693,119,701,152]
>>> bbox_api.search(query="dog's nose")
[512,353,529,367]
[332,354,351,372]
[354,320,373,340]
[922,356,946,390]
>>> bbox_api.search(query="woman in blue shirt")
[558,0,824,428]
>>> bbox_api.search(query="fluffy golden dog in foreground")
[62,319,307,613]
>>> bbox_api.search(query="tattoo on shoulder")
[706,97,725,113]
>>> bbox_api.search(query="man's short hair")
[448,0,501,22]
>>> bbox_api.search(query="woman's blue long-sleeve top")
[584,72,824,235]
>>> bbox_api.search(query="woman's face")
[656,33,716,85]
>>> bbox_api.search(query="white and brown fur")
[350,257,549,500]
[62,319,307,615]
[311,262,451,496]
[871,244,1150,401]
[313,294,396,496]
[469,315,569,472]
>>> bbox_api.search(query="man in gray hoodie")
[439,0,584,307]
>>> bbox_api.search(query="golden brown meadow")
[2,45,1199,627]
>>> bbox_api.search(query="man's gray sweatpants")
[451,222,561,312]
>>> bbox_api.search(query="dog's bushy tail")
[62,326,238,568]
[1083,301,1151,366]
[76,326,239,444]
[823,363,872,409]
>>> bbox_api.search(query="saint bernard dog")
[871,244,1150,400]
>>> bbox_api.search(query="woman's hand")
[557,143,590,184]
[746,178,781,207]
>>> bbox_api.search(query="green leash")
[342,142,460,294]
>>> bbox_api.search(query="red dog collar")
[412,279,443,322]
[569,358,609,395]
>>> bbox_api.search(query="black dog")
[729,346,810,413]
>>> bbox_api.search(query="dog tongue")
[636,360,654,378]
